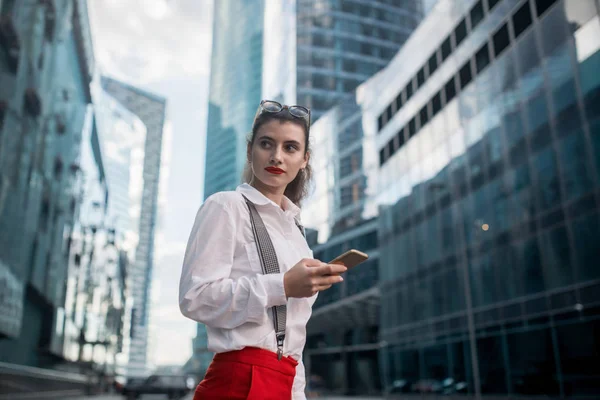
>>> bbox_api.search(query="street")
[70,395,383,400]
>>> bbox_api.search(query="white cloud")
[88,0,213,84]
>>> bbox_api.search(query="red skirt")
[194,347,298,400]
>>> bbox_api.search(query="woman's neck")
[251,180,286,209]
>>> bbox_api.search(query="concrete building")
[100,76,166,378]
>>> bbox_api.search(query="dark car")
[121,374,195,399]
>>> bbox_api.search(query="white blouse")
[179,183,317,399]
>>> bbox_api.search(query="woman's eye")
[260,140,271,148]
[285,145,298,152]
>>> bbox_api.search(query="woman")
[179,100,347,400]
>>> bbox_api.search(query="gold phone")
[329,249,369,270]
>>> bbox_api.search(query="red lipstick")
[265,167,285,175]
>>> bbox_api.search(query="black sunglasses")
[257,100,311,126]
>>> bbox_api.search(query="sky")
[88,0,214,366]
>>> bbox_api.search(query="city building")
[100,76,167,378]
[302,99,381,395]
[296,0,426,120]
[60,83,148,377]
[195,0,429,378]
[0,0,96,368]
[203,0,266,199]
[357,0,600,397]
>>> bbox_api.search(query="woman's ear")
[302,151,310,169]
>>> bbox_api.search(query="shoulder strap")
[242,195,287,360]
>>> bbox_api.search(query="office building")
[60,83,147,376]
[101,76,166,378]
[359,0,600,397]
[296,0,426,121]
[0,0,95,367]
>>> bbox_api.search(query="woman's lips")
[265,167,285,175]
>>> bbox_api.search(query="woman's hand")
[283,258,347,298]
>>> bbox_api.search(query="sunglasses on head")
[257,100,311,126]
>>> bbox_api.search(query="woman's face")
[248,119,309,191]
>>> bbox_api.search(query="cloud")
[89,0,213,84]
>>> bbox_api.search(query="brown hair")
[242,110,313,206]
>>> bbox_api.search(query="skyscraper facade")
[0,0,95,367]
[359,0,600,396]
[203,0,265,199]
[101,76,166,378]
[296,0,425,121]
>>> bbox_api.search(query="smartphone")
[328,249,369,270]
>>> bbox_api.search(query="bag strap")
[242,195,287,360]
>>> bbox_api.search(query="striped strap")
[243,195,287,360]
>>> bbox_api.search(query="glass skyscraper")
[203,0,265,199]
[358,0,600,397]
[100,76,167,378]
[296,0,425,121]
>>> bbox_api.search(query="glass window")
[449,341,473,391]
[539,3,570,58]
[423,344,448,380]
[555,320,600,396]
[441,35,452,61]
[493,23,510,58]
[512,1,533,39]
[440,206,455,254]
[510,163,536,225]
[475,43,490,73]
[408,118,416,137]
[525,91,551,152]
[397,128,406,148]
[399,349,420,382]
[477,335,508,394]
[406,80,413,100]
[395,91,403,113]
[428,52,438,77]
[591,120,600,175]
[532,147,561,212]
[419,105,429,128]
[470,1,484,30]
[507,328,560,396]
[521,237,545,295]
[432,91,442,116]
[557,132,594,201]
[494,243,522,300]
[541,225,574,289]
[488,0,501,11]
[517,30,543,97]
[459,60,473,89]
[417,68,425,88]
[455,18,467,47]
[535,0,559,18]
[570,212,600,282]
[445,76,457,103]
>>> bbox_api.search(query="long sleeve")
[292,357,307,400]
[179,198,288,329]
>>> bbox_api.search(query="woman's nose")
[270,146,283,164]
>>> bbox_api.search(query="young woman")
[179,100,347,399]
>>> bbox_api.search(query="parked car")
[121,374,195,399]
